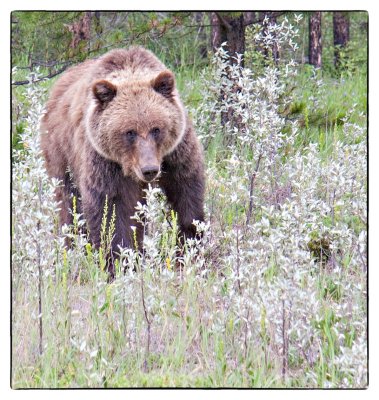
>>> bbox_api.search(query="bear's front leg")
[80,157,144,277]
[81,189,143,277]
[160,129,205,240]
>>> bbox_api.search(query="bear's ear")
[92,80,117,106]
[152,71,175,98]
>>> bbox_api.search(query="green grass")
[289,65,367,154]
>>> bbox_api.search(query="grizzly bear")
[40,47,205,273]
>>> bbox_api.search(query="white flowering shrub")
[191,14,367,388]
[12,15,367,388]
[12,75,62,280]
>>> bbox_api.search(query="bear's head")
[86,70,185,182]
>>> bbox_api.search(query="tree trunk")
[243,11,256,26]
[260,12,279,64]
[94,11,102,35]
[211,12,245,66]
[224,13,245,65]
[210,12,227,52]
[309,12,322,68]
[220,13,245,66]
[210,13,246,138]
[333,12,350,68]
[195,12,207,59]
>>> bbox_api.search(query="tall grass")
[11,15,367,388]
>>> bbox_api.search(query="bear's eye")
[150,127,161,139]
[124,130,137,142]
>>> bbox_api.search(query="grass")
[12,266,285,388]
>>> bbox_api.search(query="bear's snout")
[141,165,160,182]
[134,136,161,182]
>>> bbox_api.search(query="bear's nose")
[141,166,159,182]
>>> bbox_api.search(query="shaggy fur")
[40,47,205,273]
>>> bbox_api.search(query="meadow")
[11,13,367,388]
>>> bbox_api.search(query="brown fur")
[40,47,205,274]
